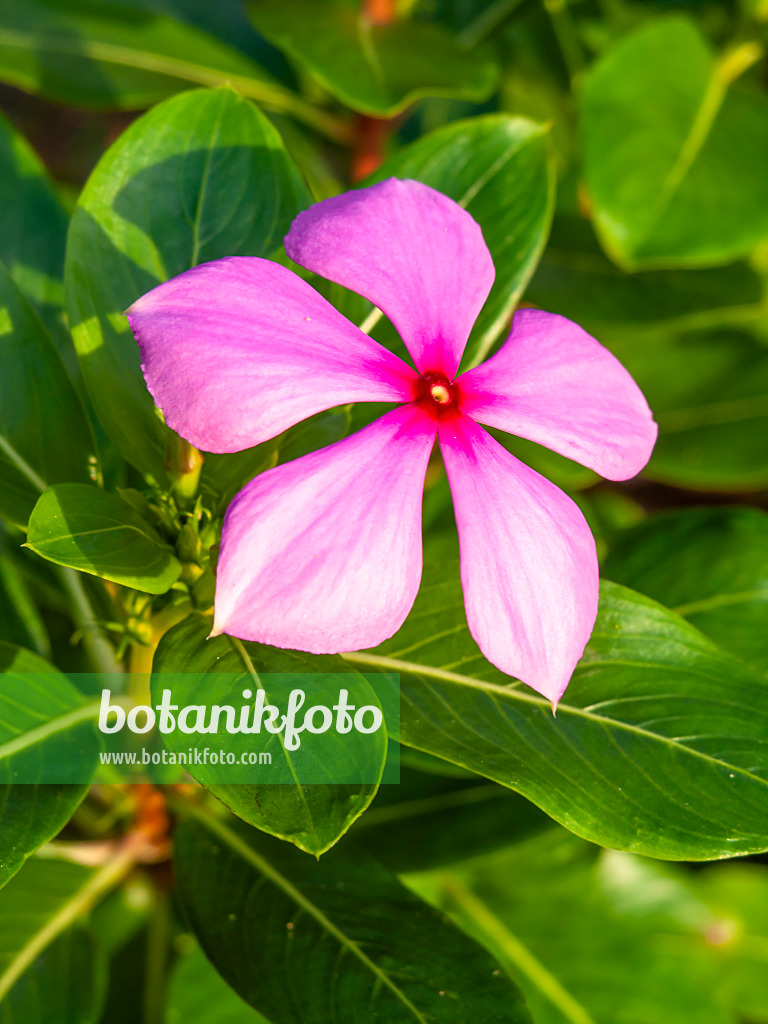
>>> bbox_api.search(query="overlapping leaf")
[344,568,768,860]
[152,615,386,855]
[605,507,768,675]
[581,17,768,268]
[250,0,498,116]
[0,643,96,890]
[26,484,181,594]
[174,812,532,1023]
[65,86,311,482]
[0,265,95,528]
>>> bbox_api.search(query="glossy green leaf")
[608,326,768,490]
[166,945,269,1024]
[410,830,748,1024]
[26,484,181,594]
[366,114,555,368]
[0,112,69,342]
[250,0,498,116]
[153,615,384,855]
[0,264,95,528]
[525,215,766,333]
[0,0,318,126]
[604,507,768,674]
[344,569,768,859]
[0,643,97,890]
[65,87,311,481]
[581,17,768,268]
[0,858,108,1019]
[174,810,533,1023]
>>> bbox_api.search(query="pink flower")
[127,179,656,704]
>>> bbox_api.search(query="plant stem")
[57,566,122,677]
[0,838,141,1001]
[143,892,170,1024]
[542,0,585,84]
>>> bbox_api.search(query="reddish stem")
[351,115,392,181]
[363,0,397,25]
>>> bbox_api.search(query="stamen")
[430,383,452,404]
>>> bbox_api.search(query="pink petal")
[439,413,598,704]
[212,405,436,652]
[126,257,418,453]
[459,309,657,481]
[285,179,495,378]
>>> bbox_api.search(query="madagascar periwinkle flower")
[127,179,657,705]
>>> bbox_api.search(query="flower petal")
[439,413,598,704]
[126,257,417,453]
[285,179,495,378]
[459,309,657,481]
[212,405,436,653]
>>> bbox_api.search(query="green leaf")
[604,507,768,675]
[173,810,533,1023]
[580,17,768,268]
[65,87,311,482]
[344,569,768,860]
[166,945,269,1024]
[410,830,741,1024]
[356,766,550,873]
[607,326,768,490]
[0,0,341,137]
[367,114,555,368]
[202,406,351,507]
[0,643,96,890]
[26,484,181,594]
[525,215,766,334]
[153,615,384,856]
[0,111,69,341]
[250,0,498,117]
[698,863,768,1021]
[0,853,132,1016]
[0,263,95,528]
[0,543,51,658]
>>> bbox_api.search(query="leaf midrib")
[340,651,768,789]
[187,804,431,1024]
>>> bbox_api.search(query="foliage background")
[1,0,768,1021]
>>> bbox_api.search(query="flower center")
[415,371,460,414]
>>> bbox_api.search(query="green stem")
[542,0,585,83]
[57,566,122,677]
[143,892,170,1024]
[436,875,598,1024]
[0,838,140,1001]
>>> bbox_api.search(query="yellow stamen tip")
[431,384,451,404]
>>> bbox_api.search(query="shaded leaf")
[65,86,311,481]
[525,215,766,334]
[0,643,96,890]
[0,111,69,343]
[604,507,768,674]
[608,326,768,490]
[0,858,108,1019]
[0,264,95,528]
[581,17,768,268]
[250,0,498,116]
[174,810,533,1023]
[166,944,269,1024]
